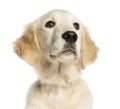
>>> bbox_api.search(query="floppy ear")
[14,24,41,66]
[80,25,98,69]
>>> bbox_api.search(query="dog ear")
[14,24,41,66]
[80,24,98,69]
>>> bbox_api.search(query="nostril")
[62,34,69,40]
[62,31,77,44]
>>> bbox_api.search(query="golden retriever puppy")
[14,10,98,109]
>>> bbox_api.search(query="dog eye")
[73,23,80,30]
[45,21,55,28]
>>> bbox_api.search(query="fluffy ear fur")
[14,24,41,66]
[80,25,98,69]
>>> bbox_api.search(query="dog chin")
[59,54,76,62]
[49,50,77,63]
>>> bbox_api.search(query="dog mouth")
[50,47,76,60]
[61,48,76,55]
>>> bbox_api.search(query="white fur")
[14,9,98,109]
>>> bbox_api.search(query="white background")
[0,0,120,109]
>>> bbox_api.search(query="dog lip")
[49,47,76,60]
[62,48,76,54]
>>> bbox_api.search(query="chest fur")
[26,80,92,109]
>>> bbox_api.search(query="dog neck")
[35,58,81,86]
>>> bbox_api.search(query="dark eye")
[73,23,80,30]
[45,21,55,28]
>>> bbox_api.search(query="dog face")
[14,10,98,69]
[38,10,81,62]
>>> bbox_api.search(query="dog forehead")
[48,10,72,16]
[41,10,78,21]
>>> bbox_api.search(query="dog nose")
[62,31,77,44]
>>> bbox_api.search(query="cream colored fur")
[14,10,98,109]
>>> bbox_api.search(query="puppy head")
[14,10,98,69]
[39,10,82,63]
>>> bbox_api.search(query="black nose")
[62,31,78,44]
